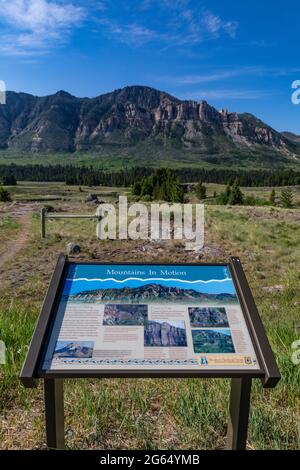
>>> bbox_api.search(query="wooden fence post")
[41,207,46,239]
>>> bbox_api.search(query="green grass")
[1,146,299,171]
[1,181,129,205]
[0,298,298,449]
[0,216,19,233]
[0,184,299,449]
[0,216,20,253]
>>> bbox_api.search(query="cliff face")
[189,307,229,327]
[0,86,299,162]
[144,321,187,347]
[192,330,235,354]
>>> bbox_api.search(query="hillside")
[192,329,235,354]
[0,86,300,168]
[281,132,300,145]
[67,283,238,303]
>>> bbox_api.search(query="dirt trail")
[0,203,37,269]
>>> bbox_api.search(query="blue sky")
[0,0,299,133]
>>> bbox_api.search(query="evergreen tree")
[1,163,300,188]
[224,182,231,202]
[217,180,233,205]
[2,174,16,185]
[195,182,207,200]
[132,181,142,196]
[137,168,183,202]
[141,176,154,197]
[228,179,244,205]
[0,186,12,202]
[269,188,276,206]
[280,188,293,208]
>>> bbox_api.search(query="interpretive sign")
[42,263,260,373]
[20,255,280,450]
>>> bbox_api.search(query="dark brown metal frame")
[20,255,280,450]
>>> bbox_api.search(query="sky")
[0,0,299,133]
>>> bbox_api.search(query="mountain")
[53,342,93,358]
[66,283,238,303]
[192,329,235,354]
[1,86,300,165]
[188,307,229,327]
[281,131,300,145]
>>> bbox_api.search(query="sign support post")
[44,378,65,449]
[226,377,252,450]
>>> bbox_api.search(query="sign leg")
[44,378,65,449]
[226,377,252,450]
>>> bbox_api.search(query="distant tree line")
[0,163,300,187]
[132,168,184,202]
[202,179,295,208]
[176,167,300,187]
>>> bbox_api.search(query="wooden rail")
[40,208,100,239]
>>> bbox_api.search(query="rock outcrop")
[0,86,299,161]
[144,321,187,347]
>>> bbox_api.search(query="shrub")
[280,188,293,208]
[0,186,12,202]
[2,175,17,186]
[195,182,207,200]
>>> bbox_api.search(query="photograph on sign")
[42,264,260,372]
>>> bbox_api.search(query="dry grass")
[0,182,299,449]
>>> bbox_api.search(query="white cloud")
[180,89,270,101]
[172,70,244,85]
[202,10,238,38]
[98,19,158,46]
[162,66,300,86]
[96,2,238,48]
[0,0,85,55]
[0,1,239,55]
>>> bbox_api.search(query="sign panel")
[42,263,260,372]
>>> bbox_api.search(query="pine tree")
[137,168,183,202]
[0,186,12,202]
[2,174,16,185]
[228,179,244,205]
[132,181,142,196]
[269,188,276,206]
[141,177,154,197]
[195,182,207,200]
[280,188,293,208]
[224,182,231,201]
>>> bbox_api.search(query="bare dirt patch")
[0,203,38,269]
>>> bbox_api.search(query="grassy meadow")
[1,146,299,171]
[0,182,299,449]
